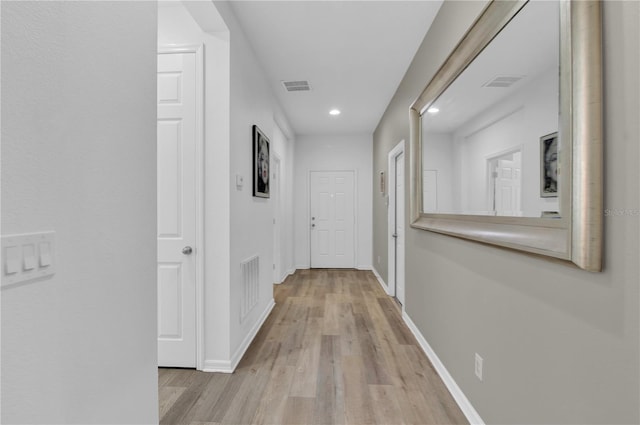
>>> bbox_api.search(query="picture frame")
[540,132,558,198]
[253,125,270,198]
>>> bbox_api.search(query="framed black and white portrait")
[540,132,558,198]
[253,125,270,198]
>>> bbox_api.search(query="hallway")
[158,269,467,424]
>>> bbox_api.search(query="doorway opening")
[487,148,522,217]
[388,140,405,306]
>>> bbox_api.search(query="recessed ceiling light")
[427,107,440,114]
[329,109,341,116]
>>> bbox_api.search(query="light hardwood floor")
[159,269,468,425]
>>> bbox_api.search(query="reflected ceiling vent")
[482,75,526,88]
[282,80,311,92]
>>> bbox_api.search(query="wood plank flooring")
[159,269,468,425]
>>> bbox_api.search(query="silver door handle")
[182,246,193,255]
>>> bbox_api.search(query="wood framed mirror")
[409,0,603,271]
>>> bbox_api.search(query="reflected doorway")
[487,149,522,217]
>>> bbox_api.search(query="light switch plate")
[2,231,56,287]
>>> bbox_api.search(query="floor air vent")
[240,255,259,322]
[282,80,311,92]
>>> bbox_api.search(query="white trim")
[158,44,206,371]
[388,140,405,299]
[201,298,275,373]
[356,265,372,271]
[354,169,359,268]
[275,268,296,284]
[371,266,391,296]
[402,311,485,425]
[272,153,282,284]
[233,298,275,370]
[202,359,233,374]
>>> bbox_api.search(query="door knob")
[182,246,193,255]
[392,233,398,238]
[311,224,316,228]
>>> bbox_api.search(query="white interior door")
[494,152,522,216]
[157,51,197,367]
[394,153,406,305]
[310,171,355,268]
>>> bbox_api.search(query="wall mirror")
[409,0,603,271]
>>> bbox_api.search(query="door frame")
[272,153,282,283]
[308,169,358,268]
[387,140,405,299]
[158,44,205,370]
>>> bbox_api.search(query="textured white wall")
[1,2,158,423]
[294,134,373,270]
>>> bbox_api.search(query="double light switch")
[2,231,56,286]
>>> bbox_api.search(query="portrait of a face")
[253,125,270,198]
[258,139,269,187]
[541,133,558,197]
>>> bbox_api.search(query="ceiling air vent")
[282,80,311,92]
[482,75,526,88]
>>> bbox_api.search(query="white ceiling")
[228,1,444,136]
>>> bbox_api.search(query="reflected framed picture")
[540,132,558,198]
[253,125,270,198]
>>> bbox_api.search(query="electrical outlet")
[475,353,483,381]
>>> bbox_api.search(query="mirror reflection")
[421,1,560,217]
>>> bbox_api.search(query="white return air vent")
[240,255,259,322]
[282,80,311,92]
[482,75,526,88]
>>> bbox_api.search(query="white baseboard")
[356,265,372,270]
[202,359,233,373]
[202,298,276,374]
[275,268,296,284]
[295,264,310,270]
[371,266,391,296]
[402,311,485,425]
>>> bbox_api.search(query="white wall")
[159,1,296,370]
[2,2,158,423]
[294,134,373,269]
[422,133,454,212]
[212,1,296,366]
[158,0,233,373]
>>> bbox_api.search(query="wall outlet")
[475,353,483,381]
